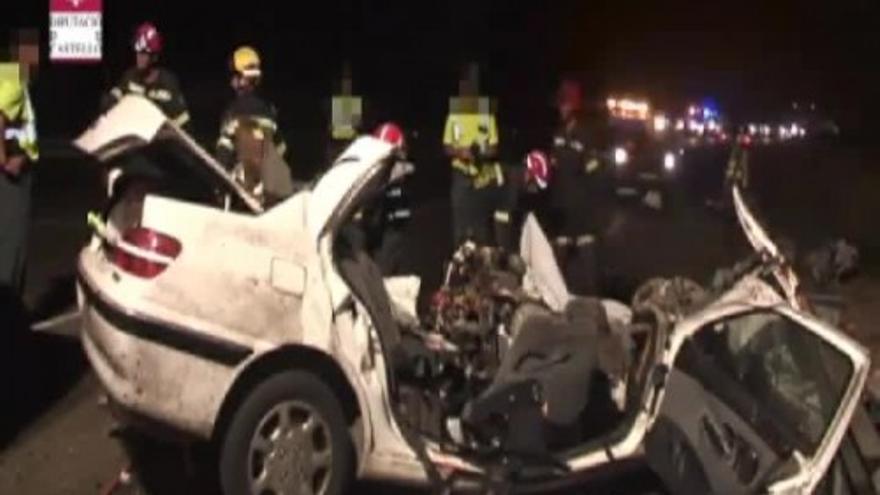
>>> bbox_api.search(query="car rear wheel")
[219,371,353,495]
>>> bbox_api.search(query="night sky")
[5,0,880,153]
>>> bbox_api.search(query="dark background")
[5,0,880,170]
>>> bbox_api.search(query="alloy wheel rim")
[247,400,333,495]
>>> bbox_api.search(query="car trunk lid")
[74,95,263,214]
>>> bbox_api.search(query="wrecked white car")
[76,97,869,495]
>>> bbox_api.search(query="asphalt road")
[1,140,878,494]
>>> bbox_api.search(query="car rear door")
[299,136,395,345]
[646,305,869,494]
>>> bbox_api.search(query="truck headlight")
[663,152,676,171]
[614,147,629,166]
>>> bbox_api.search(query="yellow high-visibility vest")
[331,95,362,140]
[443,108,501,188]
[0,63,38,161]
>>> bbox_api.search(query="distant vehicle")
[76,97,868,495]
[604,100,684,210]
[682,104,727,146]
[746,123,780,145]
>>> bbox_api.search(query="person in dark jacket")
[370,122,414,275]
[101,22,190,130]
[548,79,607,296]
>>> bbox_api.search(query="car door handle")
[701,415,733,458]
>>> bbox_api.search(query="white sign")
[49,0,102,63]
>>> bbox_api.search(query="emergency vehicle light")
[653,114,669,132]
[607,97,650,120]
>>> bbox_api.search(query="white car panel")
[79,249,240,437]
[306,137,394,244]
[74,95,166,159]
[139,195,307,345]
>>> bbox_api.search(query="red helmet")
[133,22,163,54]
[525,150,550,189]
[374,122,405,148]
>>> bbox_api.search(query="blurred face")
[231,74,245,92]
[458,64,479,97]
[396,143,408,160]
[12,29,40,80]
[232,74,258,93]
[557,82,583,122]
[558,102,576,121]
[135,52,153,70]
[458,78,476,97]
[16,42,38,68]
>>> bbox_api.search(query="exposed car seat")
[462,298,604,454]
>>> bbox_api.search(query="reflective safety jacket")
[443,112,502,189]
[216,92,288,171]
[0,63,38,161]
[551,120,601,179]
[102,67,190,128]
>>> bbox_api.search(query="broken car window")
[697,311,853,454]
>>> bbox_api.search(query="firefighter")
[0,30,39,310]
[493,150,551,253]
[101,22,190,129]
[443,63,501,247]
[216,46,292,206]
[371,122,414,275]
[548,79,605,296]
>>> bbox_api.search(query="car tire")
[219,371,354,495]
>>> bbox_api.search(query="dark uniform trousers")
[549,122,605,296]
[451,171,501,247]
[0,170,30,298]
[0,167,31,440]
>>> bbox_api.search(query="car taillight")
[112,227,182,279]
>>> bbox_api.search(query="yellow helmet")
[232,46,261,78]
